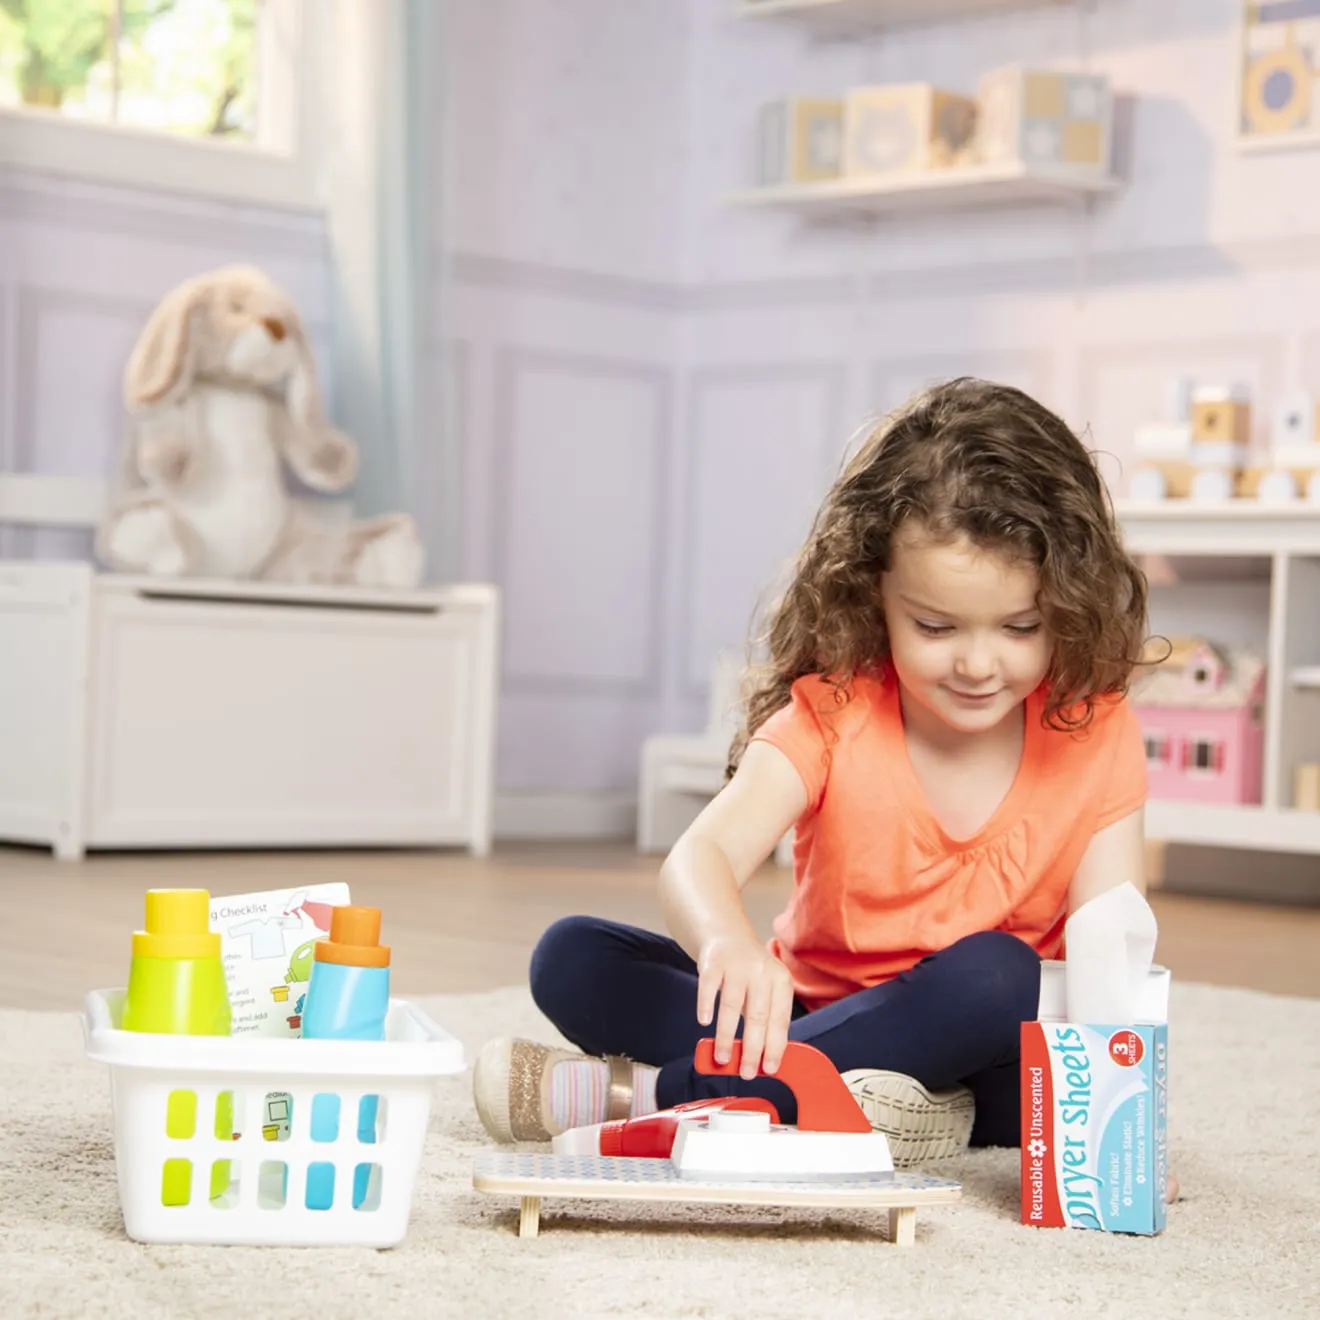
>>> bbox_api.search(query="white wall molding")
[11,286,154,473]
[1221,233,1320,276]
[494,790,635,841]
[0,474,108,527]
[693,243,1246,311]
[7,285,157,558]
[489,346,674,698]
[1,166,328,260]
[8,196,1320,323]
[423,337,471,583]
[677,361,848,699]
[449,250,683,311]
[1297,330,1320,386]
[449,235,1320,314]
[0,282,13,469]
[0,283,12,560]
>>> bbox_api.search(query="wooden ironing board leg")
[888,1206,916,1246]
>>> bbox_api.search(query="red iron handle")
[692,1038,872,1133]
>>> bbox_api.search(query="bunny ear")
[285,318,329,426]
[124,278,207,408]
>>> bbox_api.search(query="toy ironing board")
[472,1039,962,1246]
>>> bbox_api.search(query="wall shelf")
[732,0,1070,36]
[1115,501,1320,556]
[1117,500,1320,521]
[1117,505,1320,856]
[1145,803,1320,854]
[723,162,1116,218]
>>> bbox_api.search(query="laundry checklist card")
[208,883,352,1039]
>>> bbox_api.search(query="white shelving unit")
[733,0,1070,36]
[1116,501,1320,856]
[724,162,1116,217]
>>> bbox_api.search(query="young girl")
[473,376,1161,1175]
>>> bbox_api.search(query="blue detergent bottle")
[300,905,390,1210]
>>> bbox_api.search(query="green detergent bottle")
[121,889,233,1206]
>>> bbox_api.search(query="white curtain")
[322,0,452,575]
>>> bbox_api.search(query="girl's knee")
[528,915,604,1016]
[951,931,1042,1023]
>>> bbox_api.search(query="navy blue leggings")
[529,917,1041,1148]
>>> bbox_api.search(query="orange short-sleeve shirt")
[750,672,1147,1009]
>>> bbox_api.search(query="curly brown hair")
[729,376,1149,774]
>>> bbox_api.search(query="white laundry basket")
[82,988,465,1247]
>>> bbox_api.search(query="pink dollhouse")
[1130,637,1266,806]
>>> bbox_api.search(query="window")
[1144,733,1171,768]
[1182,737,1226,775]
[0,0,322,209]
[1,1,259,140]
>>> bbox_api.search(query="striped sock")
[548,1059,660,1130]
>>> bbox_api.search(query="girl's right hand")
[696,933,796,1081]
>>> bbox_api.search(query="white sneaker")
[841,1069,975,1168]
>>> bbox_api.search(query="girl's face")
[880,528,1052,739]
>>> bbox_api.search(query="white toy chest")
[0,563,500,859]
[83,988,465,1247]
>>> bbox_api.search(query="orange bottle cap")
[132,888,221,960]
[314,905,391,968]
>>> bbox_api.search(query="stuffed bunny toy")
[96,264,425,589]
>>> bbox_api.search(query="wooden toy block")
[1134,422,1192,460]
[1164,375,1196,424]
[976,65,1112,175]
[758,97,844,186]
[1273,443,1320,470]
[843,83,978,179]
[1271,391,1316,450]
[1238,467,1302,502]
[1129,460,1197,502]
[1128,468,1169,502]
[1191,386,1251,447]
[1190,468,1236,502]
[1129,381,1257,502]
[1191,441,1248,473]
[472,1153,961,1247]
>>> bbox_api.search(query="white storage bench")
[0,544,499,861]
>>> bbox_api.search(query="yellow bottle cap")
[131,889,221,960]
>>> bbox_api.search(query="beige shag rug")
[2,983,1318,1320]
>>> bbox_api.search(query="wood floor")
[2,841,1318,1012]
